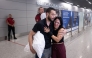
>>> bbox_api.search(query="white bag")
[24,31,45,58]
[41,13,46,20]
[24,43,30,52]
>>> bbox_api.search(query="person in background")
[44,17,67,58]
[6,14,17,41]
[28,7,57,58]
[35,7,45,22]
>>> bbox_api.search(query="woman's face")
[54,19,61,29]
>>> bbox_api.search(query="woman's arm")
[44,27,67,42]
[51,28,66,42]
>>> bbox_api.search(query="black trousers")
[8,25,16,39]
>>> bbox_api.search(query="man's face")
[9,14,12,18]
[47,10,57,21]
[39,8,44,14]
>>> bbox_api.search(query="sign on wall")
[71,11,79,31]
[61,10,72,32]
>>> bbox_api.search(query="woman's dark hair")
[53,17,63,30]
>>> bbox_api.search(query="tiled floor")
[0,27,92,58]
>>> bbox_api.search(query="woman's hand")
[58,28,67,36]
[44,27,50,33]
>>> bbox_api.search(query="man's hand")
[8,23,11,26]
[30,46,36,54]
[7,23,13,27]
[11,25,14,27]
[44,27,50,33]
[28,30,36,54]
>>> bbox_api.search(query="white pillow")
[24,31,45,58]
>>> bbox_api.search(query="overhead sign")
[36,1,64,9]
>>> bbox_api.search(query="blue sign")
[72,12,79,31]
[61,10,72,31]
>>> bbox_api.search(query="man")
[35,7,45,22]
[28,7,57,58]
[6,14,17,41]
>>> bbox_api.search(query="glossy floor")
[0,27,92,58]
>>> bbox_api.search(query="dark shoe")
[5,36,7,40]
[14,37,17,39]
[8,39,10,41]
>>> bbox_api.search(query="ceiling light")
[64,1,69,3]
[84,7,86,8]
[77,5,79,6]
[89,2,92,4]
[86,0,92,4]
[66,2,73,5]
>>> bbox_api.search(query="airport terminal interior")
[0,0,92,58]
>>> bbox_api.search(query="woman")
[44,17,67,58]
